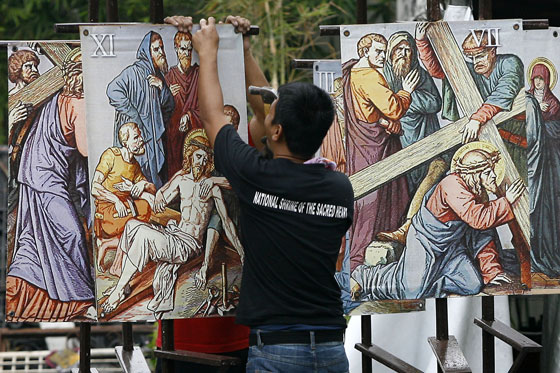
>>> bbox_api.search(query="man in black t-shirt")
[166,15,354,372]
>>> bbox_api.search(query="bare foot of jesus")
[102,286,126,314]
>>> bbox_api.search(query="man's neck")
[482,64,496,79]
[120,147,132,162]
[274,154,307,163]
[354,57,370,68]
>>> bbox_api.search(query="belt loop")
[310,331,316,350]
[257,330,264,348]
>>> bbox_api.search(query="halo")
[450,141,505,186]
[185,128,208,144]
[64,47,82,63]
[527,57,557,90]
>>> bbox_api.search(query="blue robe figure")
[383,31,442,194]
[9,93,94,305]
[107,31,174,188]
[527,92,560,277]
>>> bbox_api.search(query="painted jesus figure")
[351,144,525,300]
[102,130,244,319]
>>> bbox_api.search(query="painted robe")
[320,87,346,174]
[352,174,514,300]
[527,64,560,277]
[107,32,175,189]
[342,59,410,271]
[164,64,201,176]
[384,32,442,194]
[7,93,94,321]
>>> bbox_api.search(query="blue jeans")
[247,331,349,373]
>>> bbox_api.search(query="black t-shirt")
[214,125,354,328]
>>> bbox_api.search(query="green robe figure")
[383,31,442,194]
[416,27,527,182]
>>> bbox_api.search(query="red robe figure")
[165,31,201,176]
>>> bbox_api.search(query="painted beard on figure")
[393,55,411,79]
[178,54,192,72]
[153,54,169,74]
[260,137,274,159]
[192,164,208,182]
[130,143,145,156]
[482,177,499,194]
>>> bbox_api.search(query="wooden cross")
[349,21,532,286]
[8,43,74,112]
[8,43,78,164]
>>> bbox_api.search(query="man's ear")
[271,123,283,142]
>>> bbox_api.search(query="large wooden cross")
[8,43,74,112]
[348,21,532,286]
[8,43,78,165]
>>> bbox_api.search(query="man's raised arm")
[224,15,269,150]
[190,17,228,146]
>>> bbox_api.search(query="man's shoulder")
[439,173,469,192]
[310,168,354,201]
[342,58,359,72]
[496,54,523,70]
[350,66,384,83]
[330,170,353,193]
[165,65,179,76]
[109,147,121,156]
[99,147,120,159]
[119,62,144,75]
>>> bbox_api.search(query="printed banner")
[339,20,546,300]
[81,24,247,321]
[314,60,425,314]
[6,42,96,322]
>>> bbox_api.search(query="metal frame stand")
[47,0,546,371]
[313,0,545,371]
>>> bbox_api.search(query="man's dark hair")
[273,82,334,159]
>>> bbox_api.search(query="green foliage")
[368,0,396,23]
[0,0,396,145]
[200,0,358,88]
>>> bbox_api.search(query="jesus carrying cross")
[352,142,525,300]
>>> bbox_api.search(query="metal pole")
[161,320,174,373]
[356,0,367,24]
[106,0,119,22]
[482,296,495,373]
[88,0,99,23]
[150,0,164,24]
[435,298,449,373]
[427,0,442,22]
[478,0,493,20]
[122,323,134,352]
[361,315,372,373]
[79,323,91,372]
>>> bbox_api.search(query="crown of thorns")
[453,151,500,174]
[187,139,213,155]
